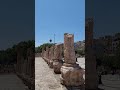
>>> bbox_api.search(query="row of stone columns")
[42,43,63,74]
[41,33,84,87]
[53,44,63,73]
[16,47,35,90]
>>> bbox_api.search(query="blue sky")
[35,0,85,47]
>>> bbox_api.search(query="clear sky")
[35,0,85,47]
[94,0,120,38]
[0,0,34,50]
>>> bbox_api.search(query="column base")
[53,60,63,74]
[43,57,49,64]
[60,63,84,86]
[49,60,53,68]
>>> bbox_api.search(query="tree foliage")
[35,43,54,53]
[75,49,85,56]
[0,40,34,65]
[97,41,120,69]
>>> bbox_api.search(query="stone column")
[60,33,84,86]
[27,47,34,78]
[17,48,24,75]
[43,50,47,62]
[64,33,76,64]
[85,18,98,89]
[42,48,44,57]
[42,50,45,58]
[53,44,63,74]
[49,46,54,68]
[26,59,29,76]
[28,56,31,76]
[17,52,20,74]
[46,47,50,64]
[46,47,49,59]
[23,60,27,76]
[44,50,45,59]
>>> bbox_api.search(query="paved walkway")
[99,74,120,90]
[77,58,85,79]
[0,73,27,90]
[35,57,67,90]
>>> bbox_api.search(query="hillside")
[74,40,85,51]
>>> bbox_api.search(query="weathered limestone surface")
[60,33,84,86]
[16,48,24,75]
[27,47,35,78]
[64,33,76,64]
[46,47,49,59]
[53,44,63,74]
[43,50,47,62]
[49,46,54,68]
[43,50,45,58]
[61,65,84,86]
[85,19,98,89]
[41,48,44,57]
[45,47,50,64]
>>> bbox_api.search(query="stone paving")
[0,73,28,90]
[77,58,85,80]
[98,74,120,90]
[35,57,85,90]
[35,57,67,90]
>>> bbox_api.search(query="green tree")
[35,43,54,53]
[0,40,35,65]
[75,49,85,56]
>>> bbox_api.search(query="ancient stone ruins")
[15,46,35,90]
[41,33,85,87]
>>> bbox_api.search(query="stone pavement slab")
[0,73,27,90]
[35,57,67,90]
